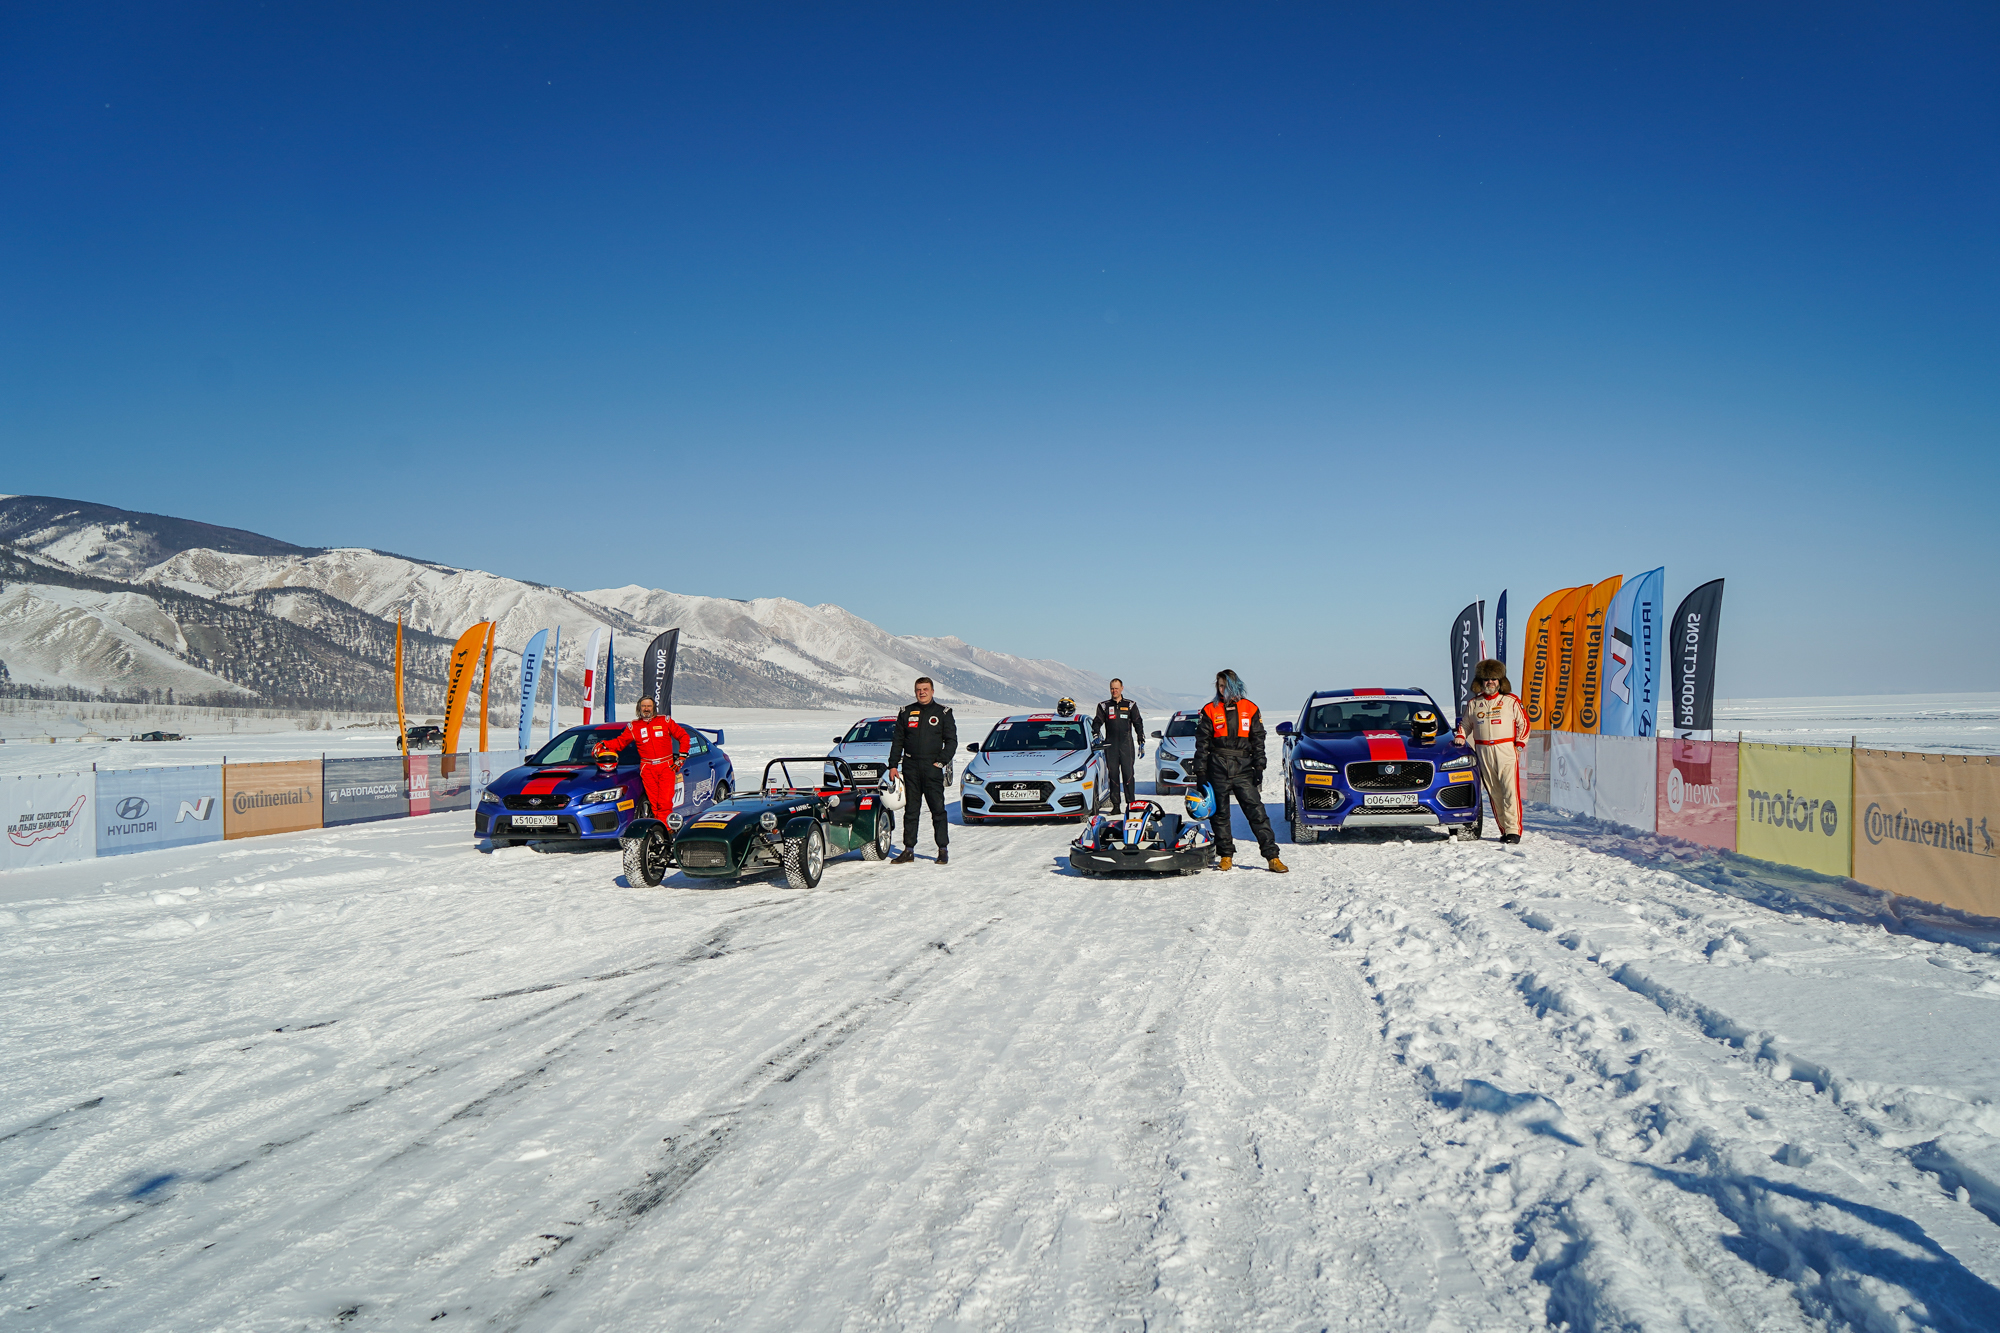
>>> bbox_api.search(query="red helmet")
[593,744,620,773]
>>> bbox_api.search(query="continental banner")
[1573,575,1623,734]
[1547,585,1592,732]
[96,765,223,857]
[1595,735,1656,832]
[223,760,323,841]
[441,621,494,769]
[1523,588,1575,731]
[1737,743,1851,877]
[1551,732,1596,817]
[323,756,408,826]
[1657,738,1736,851]
[3,771,95,871]
[1854,750,1999,919]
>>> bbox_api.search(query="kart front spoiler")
[1067,842,1208,875]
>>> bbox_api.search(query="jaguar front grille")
[1345,761,1434,792]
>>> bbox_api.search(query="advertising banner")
[407,755,433,817]
[1449,602,1481,720]
[96,765,223,857]
[1551,733,1597,817]
[1547,585,1593,732]
[441,622,493,763]
[3,771,96,871]
[470,750,524,809]
[1737,743,1851,877]
[1522,732,1551,805]
[1669,578,1725,739]
[517,628,549,751]
[223,760,323,841]
[642,628,680,715]
[1594,735,1657,832]
[430,753,472,813]
[603,631,616,723]
[1521,588,1574,731]
[582,628,603,725]
[1854,751,1999,918]
[545,625,561,745]
[323,756,408,826]
[1573,575,1623,735]
[1494,590,1507,675]
[1657,738,1737,850]
[1600,567,1664,738]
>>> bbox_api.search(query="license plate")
[1363,793,1418,808]
[997,789,1039,802]
[510,814,559,828]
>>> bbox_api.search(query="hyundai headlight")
[962,771,983,785]
[1440,754,1476,771]
[1296,758,1337,771]
[584,787,624,805]
[1059,765,1090,782]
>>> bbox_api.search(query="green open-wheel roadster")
[619,756,895,889]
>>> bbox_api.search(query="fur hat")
[1473,658,1506,682]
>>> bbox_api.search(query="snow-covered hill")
[0,496,1183,712]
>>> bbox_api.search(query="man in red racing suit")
[595,696,695,819]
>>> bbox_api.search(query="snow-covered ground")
[5,713,1999,1330]
[1715,693,2000,754]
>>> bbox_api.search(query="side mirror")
[965,743,979,753]
[1091,739,1106,750]
[1149,730,1162,738]
[833,736,844,744]
[1275,721,1293,736]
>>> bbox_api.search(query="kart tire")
[784,824,826,889]
[861,809,895,860]
[623,826,671,888]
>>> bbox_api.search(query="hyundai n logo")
[116,796,150,820]
[177,797,216,823]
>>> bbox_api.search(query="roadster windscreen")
[1301,698,1434,735]
[982,721,1089,751]
[1164,716,1200,738]
[843,719,899,744]
[527,726,634,765]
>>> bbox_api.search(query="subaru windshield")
[1302,699,1432,735]
[527,727,632,765]
[982,720,1089,752]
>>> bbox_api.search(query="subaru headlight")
[759,811,779,831]
[962,771,983,785]
[1440,754,1475,771]
[1059,765,1090,783]
[584,787,624,805]
[1296,758,1337,771]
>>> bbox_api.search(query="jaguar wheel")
[1452,812,1485,841]
[784,824,826,889]
[861,809,895,860]
[622,826,671,887]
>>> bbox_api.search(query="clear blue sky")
[4,4,1994,706]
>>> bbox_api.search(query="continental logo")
[1745,787,1839,837]
[1576,606,1608,731]
[1526,612,1558,725]
[1664,767,1724,813]
[232,786,314,814]
[1863,805,1994,857]
[1549,615,1577,722]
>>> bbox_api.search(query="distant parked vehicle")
[134,731,183,742]
[403,725,444,749]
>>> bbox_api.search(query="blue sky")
[4,3,1994,706]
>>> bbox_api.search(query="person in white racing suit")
[1454,659,1528,842]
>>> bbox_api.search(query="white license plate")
[996,789,1040,802]
[511,814,559,827]
[1363,793,1419,808]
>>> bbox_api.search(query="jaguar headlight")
[759,811,779,831]
[1059,765,1090,783]
[1440,754,1476,770]
[1295,758,1337,771]
[583,787,624,805]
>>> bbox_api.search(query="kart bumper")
[1067,843,1208,875]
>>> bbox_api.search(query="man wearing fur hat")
[1454,659,1528,843]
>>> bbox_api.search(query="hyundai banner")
[517,628,549,751]
[1600,567,1663,738]
[96,764,223,856]
[1449,601,1481,720]
[1669,578,1725,739]
[323,756,409,826]
[3,771,96,871]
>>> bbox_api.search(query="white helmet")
[876,767,906,811]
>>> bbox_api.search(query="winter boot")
[1268,857,1289,873]
[892,848,917,864]
[1501,833,1521,845]
[1218,856,1232,872]
[936,849,949,866]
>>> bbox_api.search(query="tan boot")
[1218,856,1232,872]
[1268,857,1289,873]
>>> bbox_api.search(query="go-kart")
[1067,799,1212,876]
[618,756,895,889]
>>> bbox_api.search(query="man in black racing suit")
[1190,669,1287,873]
[885,676,958,865]
[1093,680,1145,811]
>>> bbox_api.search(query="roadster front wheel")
[784,824,826,889]
[861,809,895,860]
[623,826,670,887]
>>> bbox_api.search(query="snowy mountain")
[0,496,1182,713]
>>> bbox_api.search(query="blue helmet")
[1184,782,1216,819]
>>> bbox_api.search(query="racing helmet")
[1055,697,1077,716]
[1184,782,1216,820]
[593,743,621,773]
[877,767,907,811]
[1409,709,1441,745]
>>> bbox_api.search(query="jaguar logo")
[1381,763,1400,776]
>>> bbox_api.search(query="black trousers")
[1105,739,1136,807]
[902,760,950,850]
[1207,767,1278,859]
